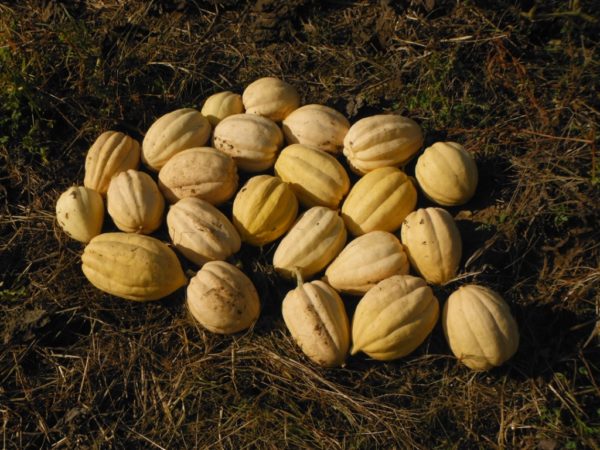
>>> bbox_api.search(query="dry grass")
[1,1,599,448]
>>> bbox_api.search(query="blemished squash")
[281,104,349,153]
[415,142,478,206]
[212,113,284,172]
[351,275,439,361]
[56,186,104,243]
[187,261,260,334]
[273,206,346,279]
[341,166,417,236]
[242,77,300,121]
[106,170,165,234]
[158,147,238,205]
[282,278,350,367]
[442,284,519,371]
[274,144,350,209]
[142,108,211,171]
[343,114,424,175]
[81,233,187,301]
[166,197,241,266]
[201,91,244,126]
[232,175,298,246]
[84,131,140,195]
[400,207,462,285]
[324,231,410,295]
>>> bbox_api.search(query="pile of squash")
[56,77,519,372]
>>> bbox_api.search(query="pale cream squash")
[442,284,519,371]
[187,261,260,334]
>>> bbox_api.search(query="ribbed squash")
[343,114,424,175]
[167,197,241,266]
[56,186,104,243]
[273,207,346,279]
[281,104,349,153]
[201,91,244,126]
[274,144,350,209]
[341,167,417,236]
[187,261,260,334]
[106,170,165,234]
[84,131,140,195]
[142,108,211,171]
[242,77,300,122]
[324,231,409,295]
[212,113,283,172]
[158,147,238,204]
[351,275,439,360]
[82,233,186,301]
[415,142,478,206]
[442,284,519,371]
[400,207,462,285]
[232,175,298,246]
[282,279,350,367]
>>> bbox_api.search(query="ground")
[1,1,599,448]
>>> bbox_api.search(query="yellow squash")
[341,166,417,236]
[351,275,439,361]
[232,175,298,246]
[274,144,350,209]
[81,233,187,301]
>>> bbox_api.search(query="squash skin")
[274,144,350,209]
[400,207,462,285]
[201,91,244,126]
[142,108,211,172]
[81,233,187,301]
[242,77,300,122]
[232,175,298,246]
[415,142,478,206]
[281,104,350,153]
[442,284,519,371]
[106,170,165,234]
[187,261,260,334]
[167,197,241,266]
[343,114,424,175]
[56,186,104,243]
[212,113,284,172]
[158,147,238,205]
[324,231,409,295]
[273,206,347,280]
[282,280,350,367]
[341,167,417,236]
[84,131,140,195]
[351,275,439,361]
